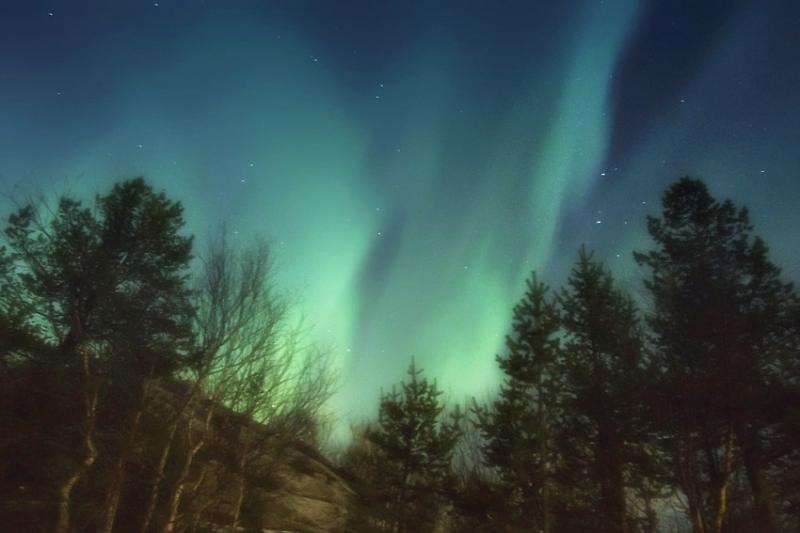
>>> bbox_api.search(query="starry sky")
[2,0,799,434]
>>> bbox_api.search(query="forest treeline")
[0,179,336,532]
[340,178,800,533]
[0,177,798,533]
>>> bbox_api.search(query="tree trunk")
[141,381,203,533]
[538,381,552,533]
[394,469,411,533]
[162,403,214,533]
[597,420,627,533]
[187,463,211,533]
[101,382,149,533]
[674,418,708,533]
[739,429,779,533]
[140,417,179,533]
[230,436,250,531]
[162,434,195,533]
[230,466,247,531]
[681,451,707,533]
[55,347,98,533]
[542,481,551,533]
[689,503,707,533]
[709,428,735,533]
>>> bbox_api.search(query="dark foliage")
[635,177,800,533]
[344,360,462,532]
[473,274,561,531]
[2,175,799,533]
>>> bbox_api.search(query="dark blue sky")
[2,0,798,428]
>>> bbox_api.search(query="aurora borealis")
[2,1,799,434]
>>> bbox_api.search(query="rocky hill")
[0,373,357,533]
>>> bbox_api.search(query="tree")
[155,233,291,533]
[1,178,195,533]
[558,247,650,533]
[0,242,43,366]
[145,229,337,533]
[635,177,800,533]
[370,359,462,533]
[474,274,561,532]
[96,179,196,533]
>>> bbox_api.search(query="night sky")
[2,0,799,433]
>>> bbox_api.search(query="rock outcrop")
[145,381,357,533]
[0,375,357,533]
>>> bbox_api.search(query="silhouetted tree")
[635,177,800,533]
[474,274,561,532]
[0,178,195,533]
[370,360,462,532]
[146,230,336,533]
[558,247,650,533]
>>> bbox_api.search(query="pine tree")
[370,359,462,533]
[3,177,195,377]
[635,177,799,533]
[557,247,648,533]
[474,273,561,532]
[1,178,195,533]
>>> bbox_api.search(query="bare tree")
[149,229,336,533]
[222,340,337,531]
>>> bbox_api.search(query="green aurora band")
[1,1,798,436]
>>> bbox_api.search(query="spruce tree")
[474,274,561,532]
[558,247,648,533]
[371,359,462,533]
[1,178,195,533]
